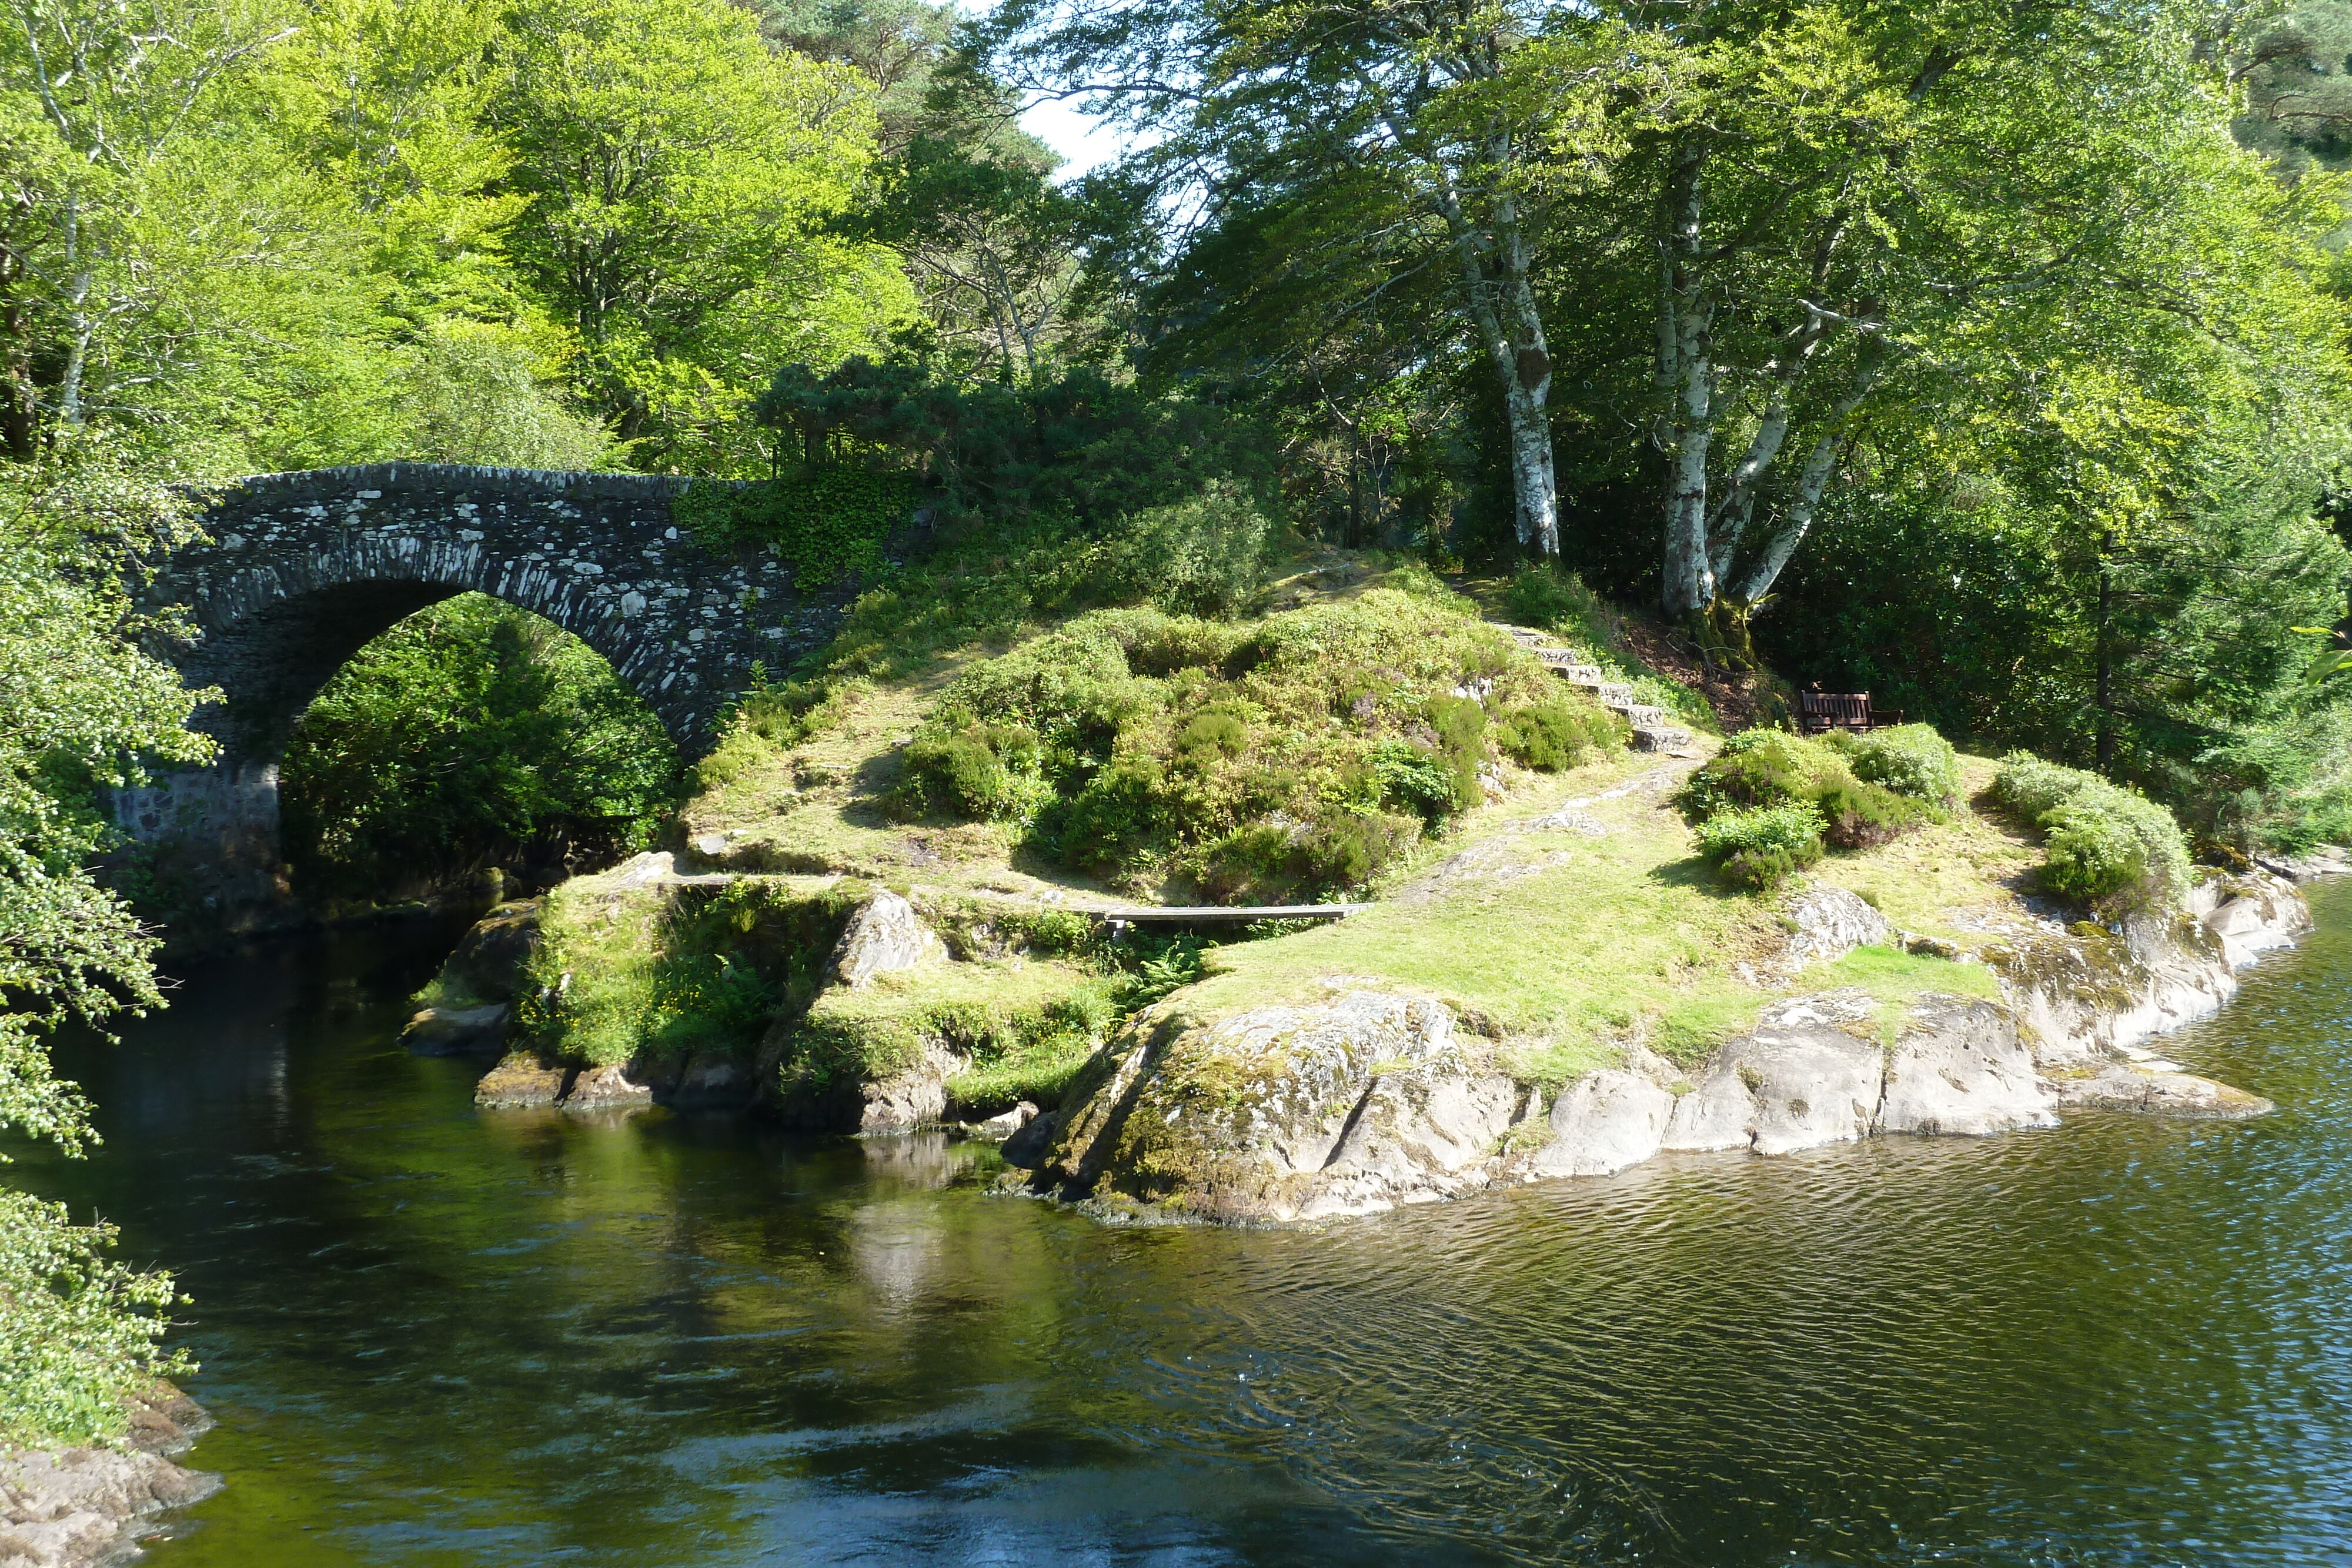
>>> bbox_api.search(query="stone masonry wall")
[115,463,851,916]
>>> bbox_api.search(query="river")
[17,881,2352,1566]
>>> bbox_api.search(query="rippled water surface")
[22,882,2352,1565]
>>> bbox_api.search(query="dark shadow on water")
[15,881,2352,1566]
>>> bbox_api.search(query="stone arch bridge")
[116,464,844,902]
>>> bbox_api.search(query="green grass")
[783,957,1111,1108]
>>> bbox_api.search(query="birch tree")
[1576,0,2290,656]
[979,0,1633,556]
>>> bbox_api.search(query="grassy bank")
[508,544,2226,1118]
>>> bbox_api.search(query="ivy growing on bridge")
[676,467,920,589]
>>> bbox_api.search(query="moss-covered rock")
[1023,989,1519,1223]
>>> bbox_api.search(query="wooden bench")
[1798,690,1903,734]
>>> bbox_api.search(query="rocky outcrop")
[399,1002,510,1056]
[402,900,543,1055]
[1782,886,1892,970]
[1532,1070,1673,1176]
[1992,870,2310,1071]
[2258,843,2351,882]
[1024,989,1518,1223]
[2054,1064,2274,1118]
[829,891,944,989]
[0,1386,218,1568]
[561,1062,656,1111]
[473,1052,568,1108]
[664,1052,753,1109]
[437,900,542,1001]
[1876,996,2058,1136]
[1027,938,2293,1225]
[472,1052,700,1113]
[856,1039,970,1134]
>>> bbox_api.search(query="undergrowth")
[890,593,1623,901]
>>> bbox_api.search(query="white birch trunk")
[1657,142,1712,618]
[1726,336,1886,605]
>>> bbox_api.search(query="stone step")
[1595,683,1635,706]
[1609,702,1668,728]
[1630,724,1692,753]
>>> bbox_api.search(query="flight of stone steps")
[1501,627,1695,753]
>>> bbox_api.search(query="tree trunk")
[2096,529,2115,776]
[1723,334,1887,607]
[1656,140,1712,619]
[1433,159,1558,557]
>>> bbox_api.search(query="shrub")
[2039,802,2151,907]
[910,593,1620,901]
[1991,754,2192,912]
[1194,810,1422,901]
[891,725,1044,820]
[1822,723,1962,804]
[1175,704,1250,766]
[1495,699,1619,771]
[1368,739,1459,823]
[1695,800,1827,862]
[1679,730,1923,847]
[1051,754,1170,874]
[1042,484,1274,618]
[1694,803,1826,894]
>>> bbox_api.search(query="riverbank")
[0,1388,217,1568]
[401,551,2343,1227]
[31,881,2352,1563]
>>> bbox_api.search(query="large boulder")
[1531,1069,1673,1176]
[560,1062,657,1112]
[663,1052,753,1109]
[474,1053,567,1108]
[1876,995,2057,1136]
[830,892,944,989]
[857,1038,970,1134]
[1783,885,1892,969]
[1699,996,1886,1156]
[437,900,542,1002]
[399,1001,509,1056]
[1032,989,1517,1223]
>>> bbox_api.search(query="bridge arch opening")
[277,592,681,902]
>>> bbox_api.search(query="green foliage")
[1821,724,1962,805]
[1681,730,1926,850]
[281,594,682,895]
[673,467,918,588]
[1990,753,2194,914]
[1114,933,1209,1009]
[0,450,211,1445]
[891,725,1049,821]
[0,1192,192,1447]
[754,359,1276,525]
[895,592,1619,900]
[1493,700,1621,772]
[516,878,864,1066]
[1693,803,1826,893]
[495,0,913,472]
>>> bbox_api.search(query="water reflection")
[16,884,2352,1566]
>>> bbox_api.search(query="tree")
[978,0,1642,556]
[0,440,212,1445]
[491,0,916,472]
